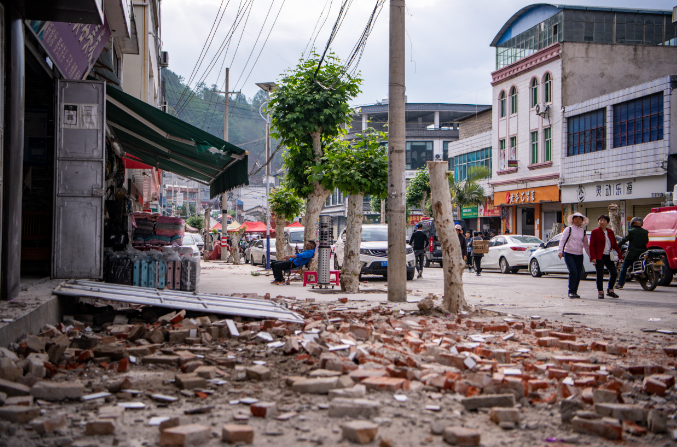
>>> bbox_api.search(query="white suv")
[334,224,416,280]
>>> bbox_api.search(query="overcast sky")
[162,0,675,107]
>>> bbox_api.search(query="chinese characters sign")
[561,176,667,203]
[505,189,536,204]
[27,18,111,80]
[494,185,560,207]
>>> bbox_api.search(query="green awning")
[105,85,249,197]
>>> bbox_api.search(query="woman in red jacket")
[589,215,622,299]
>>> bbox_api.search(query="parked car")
[285,227,305,254]
[417,218,467,267]
[192,234,205,254]
[481,235,544,274]
[333,224,416,280]
[528,232,595,278]
[180,234,201,258]
[643,206,677,286]
[247,239,276,266]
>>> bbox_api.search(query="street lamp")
[255,82,277,270]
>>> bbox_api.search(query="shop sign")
[561,176,667,203]
[494,185,560,206]
[408,214,428,225]
[508,160,518,168]
[27,18,111,80]
[478,198,501,217]
[461,206,478,219]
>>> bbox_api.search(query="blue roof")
[491,3,673,47]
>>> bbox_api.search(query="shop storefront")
[561,175,667,235]
[460,198,501,235]
[494,185,561,239]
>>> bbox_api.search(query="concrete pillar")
[434,111,440,129]
[534,203,541,239]
[362,113,367,131]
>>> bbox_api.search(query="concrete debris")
[0,296,674,446]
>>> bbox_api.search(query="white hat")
[567,212,589,226]
[455,224,462,230]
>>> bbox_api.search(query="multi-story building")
[487,3,677,240]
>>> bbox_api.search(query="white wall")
[561,76,673,186]
[121,1,161,106]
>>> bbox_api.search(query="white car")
[247,239,276,266]
[180,234,201,258]
[334,224,417,280]
[480,235,544,274]
[285,227,305,253]
[528,232,596,278]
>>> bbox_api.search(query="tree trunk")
[275,214,287,259]
[608,203,623,237]
[340,193,363,292]
[230,230,241,265]
[428,161,468,313]
[419,191,429,218]
[304,183,330,271]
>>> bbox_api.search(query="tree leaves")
[269,185,305,221]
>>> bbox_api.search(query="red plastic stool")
[303,271,341,288]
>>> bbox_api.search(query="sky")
[161,0,676,107]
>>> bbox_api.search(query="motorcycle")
[625,248,666,291]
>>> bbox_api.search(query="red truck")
[644,206,677,286]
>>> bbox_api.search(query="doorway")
[519,207,535,235]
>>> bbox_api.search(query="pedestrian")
[616,217,649,289]
[557,212,591,299]
[589,215,622,299]
[465,230,474,273]
[409,223,429,278]
[490,230,497,239]
[271,240,316,285]
[456,225,467,267]
[471,231,485,276]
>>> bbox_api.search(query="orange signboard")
[407,214,427,225]
[494,185,559,206]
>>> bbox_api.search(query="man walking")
[271,240,316,285]
[409,223,429,278]
[616,217,649,289]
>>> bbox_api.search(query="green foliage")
[163,69,282,186]
[269,186,305,220]
[308,129,388,197]
[369,196,411,221]
[449,165,491,207]
[226,210,236,217]
[178,203,197,217]
[406,168,431,211]
[269,52,362,196]
[186,215,204,230]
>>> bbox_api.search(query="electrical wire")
[313,0,353,81]
[302,0,332,58]
[233,0,277,90]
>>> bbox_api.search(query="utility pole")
[218,68,240,261]
[387,0,407,302]
[256,81,277,270]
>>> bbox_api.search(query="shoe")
[476,273,481,276]
[276,281,285,285]
[607,291,620,298]
[270,280,278,284]
[417,273,423,278]
[616,284,624,290]
[598,292,604,299]
[568,293,580,299]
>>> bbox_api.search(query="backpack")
[562,226,584,251]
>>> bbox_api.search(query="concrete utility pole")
[256,82,277,270]
[387,0,407,302]
[218,68,240,261]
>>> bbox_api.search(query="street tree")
[186,215,204,231]
[449,165,490,209]
[428,161,468,313]
[269,52,361,266]
[269,186,305,258]
[309,129,388,292]
[406,168,431,218]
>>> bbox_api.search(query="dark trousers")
[617,255,638,287]
[595,254,618,292]
[272,260,293,282]
[414,249,426,272]
[473,255,482,273]
[564,253,584,294]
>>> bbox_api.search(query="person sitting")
[271,240,317,285]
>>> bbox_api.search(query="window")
[495,11,563,69]
[613,92,663,148]
[530,131,539,164]
[543,73,552,103]
[443,141,452,170]
[509,136,517,163]
[544,127,552,162]
[530,78,539,108]
[499,91,506,118]
[567,109,606,156]
[510,87,517,115]
[451,148,492,182]
[406,141,433,170]
[499,139,506,170]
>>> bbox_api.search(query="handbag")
[610,250,619,262]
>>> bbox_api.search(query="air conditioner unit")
[536,103,550,117]
[160,51,169,68]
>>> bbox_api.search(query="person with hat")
[616,216,649,289]
[409,222,429,278]
[456,224,468,266]
[558,212,591,298]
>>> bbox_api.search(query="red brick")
[649,374,675,388]
[159,424,210,446]
[349,369,387,382]
[550,332,576,341]
[250,402,278,418]
[362,377,409,392]
[570,363,600,372]
[591,341,608,352]
[572,416,622,440]
[663,345,677,357]
[482,324,509,333]
[117,358,128,373]
[222,424,254,444]
[534,329,551,338]
[562,325,574,333]
[537,337,558,347]
[643,377,667,396]
[528,379,549,393]
[443,427,480,446]
[574,377,598,388]
[581,387,594,404]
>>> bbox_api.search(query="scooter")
[625,248,666,291]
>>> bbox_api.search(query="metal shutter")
[584,207,609,231]
[633,205,655,220]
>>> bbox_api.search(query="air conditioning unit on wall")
[160,51,169,68]
[535,103,550,117]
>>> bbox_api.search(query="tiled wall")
[561,76,673,185]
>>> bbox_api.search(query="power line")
[313,0,354,81]
[302,0,332,58]
[233,0,277,91]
